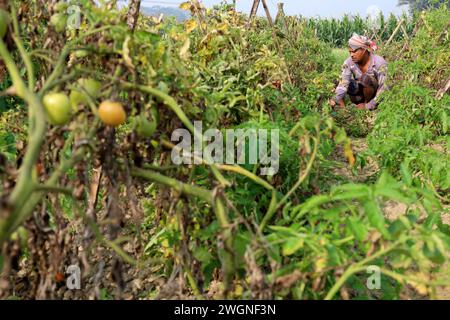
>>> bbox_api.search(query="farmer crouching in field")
[330,33,387,110]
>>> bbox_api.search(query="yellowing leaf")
[122,36,135,70]
[185,19,198,34]
[315,256,327,272]
[282,237,304,256]
[344,140,355,167]
[179,38,191,60]
[151,13,163,24]
[406,273,430,295]
[179,1,191,11]
[234,284,243,297]
[216,22,229,33]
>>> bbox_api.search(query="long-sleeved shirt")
[335,53,388,110]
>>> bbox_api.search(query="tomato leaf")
[282,237,305,256]
[364,199,390,239]
[346,217,368,242]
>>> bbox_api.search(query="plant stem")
[324,265,367,300]
[72,200,137,266]
[259,135,319,231]
[4,148,86,242]
[33,185,73,196]
[161,139,273,190]
[214,196,234,294]
[40,46,71,94]
[10,5,35,91]
[0,39,47,220]
[131,168,213,204]
[324,241,401,300]
[119,81,230,187]
[185,268,203,299]
[216,164,274,191]
[121,82,194,132]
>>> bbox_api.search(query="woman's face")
[349,47,367,63]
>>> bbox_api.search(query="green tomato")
[50,13,67,33]
[79,78,101,98]
[204,107,218,123]
[150,105,160,125]
[43,92,71,125]
[0,9,10,38]
[54,2,69,12]
[69,89,86,110]
[17,226,28,248]
[10,231,19,242]
[74,50,89,58]
[136,113,157,138]
[17,226,28,241]
[9,226,28,248]
[70,78,101,109]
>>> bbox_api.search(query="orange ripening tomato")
[55,271,65,282]
[98,100,126,127]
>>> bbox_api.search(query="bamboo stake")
[249,0,260,20]
[275,2,289,34]
[385,18,404,46]
[436,76,450,100]
[399,16,423,55]
[246,0,261,30]
[259,0,293,85]
[261,0,274,26]
[191,0,207,34]
[437,21,450,43]
[126,0,141,31]
[400,23,409,40]
[274,3,283,24]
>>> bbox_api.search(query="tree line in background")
[399,0,450,14]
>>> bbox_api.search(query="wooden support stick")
[261,0,274,26]
[400,23,409,40]
[261,0,293,85]
[191,0,207,33]
[246,0,260,28]
[250,0,260,18]
[275,3,284,24]
[436,77,450,100]
[385,18,404,46]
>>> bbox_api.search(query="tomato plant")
[0,0,448,300]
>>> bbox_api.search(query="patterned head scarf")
[348,33,378,51]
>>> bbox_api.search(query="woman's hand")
[330,99,345,108]
[329,98,336,107]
